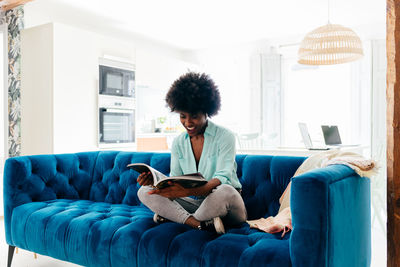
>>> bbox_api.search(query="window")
[275,45,371,150]
[282,58,353,146]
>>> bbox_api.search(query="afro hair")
[165,72,221,117]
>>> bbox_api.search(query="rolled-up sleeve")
[170,139,183,177]
[212,131,237,185]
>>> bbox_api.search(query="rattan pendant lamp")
[298,0,364,65]
[0,0,33,10]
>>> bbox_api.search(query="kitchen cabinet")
[20,22,136,155]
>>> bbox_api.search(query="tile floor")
[371,222,387,267]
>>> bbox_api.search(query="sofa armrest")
[289,164,371,267]
[3,152,98,245]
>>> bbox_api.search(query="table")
[238,145,368,157]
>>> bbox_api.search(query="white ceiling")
[26,0,386,50]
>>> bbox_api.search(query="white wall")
[21,1,385,152]
[20,19,197,154]
[20,0,202,153]
[20,22,137,154]
[188,48,251,133]
[187,41,273,134]
[21,23,54,155]
[135,48,199,134]
[188,31,384,150]
[52,23,137,153]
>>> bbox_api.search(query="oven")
[98,95,135,145]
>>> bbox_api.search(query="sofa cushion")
[137,221,291,267]
[10,199,155,267]
[10,198,293,267]
[89,151,171,205]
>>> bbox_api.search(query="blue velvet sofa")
[4,151,371,267]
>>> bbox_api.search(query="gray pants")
[137,184,247,226]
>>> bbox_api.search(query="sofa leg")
[7,245,16,267]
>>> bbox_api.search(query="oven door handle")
[103,108,134,114]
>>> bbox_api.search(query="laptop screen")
[321,125,342,145]
[298,123,313,149]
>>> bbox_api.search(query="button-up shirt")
[170,120,241,189]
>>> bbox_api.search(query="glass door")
[99,108,135,144]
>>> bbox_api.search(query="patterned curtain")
[1,6,23,157]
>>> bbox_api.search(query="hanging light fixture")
[298,0,364,65]
[0,0,33,11]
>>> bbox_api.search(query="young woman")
[137,72,246,234]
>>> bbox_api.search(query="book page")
[127,163,167,185]
[151,168,167,184]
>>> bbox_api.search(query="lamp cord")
[327,0,330,24]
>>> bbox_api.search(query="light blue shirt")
[170,120,241,189]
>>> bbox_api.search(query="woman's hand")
[136,172,153,186]
[148,182,191,198]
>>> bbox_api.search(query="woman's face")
[179,111,207,137]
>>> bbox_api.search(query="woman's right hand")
[136,172,153,186]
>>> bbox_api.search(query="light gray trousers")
[137,184,247,226]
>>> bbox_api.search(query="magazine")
[127,163,207,189]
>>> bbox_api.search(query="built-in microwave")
[98,95,135,145]
[99,58,135,98]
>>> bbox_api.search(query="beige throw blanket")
[247,149,377,236]
[247,207,292,237]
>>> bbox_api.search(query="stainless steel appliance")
[99,58,135,97]
[98,95,135,145]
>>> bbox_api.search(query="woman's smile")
[185,125,198,135]
[179,111,207,137]
[186,126,195,133]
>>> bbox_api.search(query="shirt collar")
[184,120,216,139]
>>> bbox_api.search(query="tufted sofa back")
[88,151,170,205]
[86,152,306,219]
[236,154,305,219]
[4,151,305,225]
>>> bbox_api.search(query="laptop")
[321,125,358,147]
[298,123,330,150]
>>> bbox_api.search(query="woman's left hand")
[148,182,191,198]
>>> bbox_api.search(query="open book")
[127,163,207,189]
